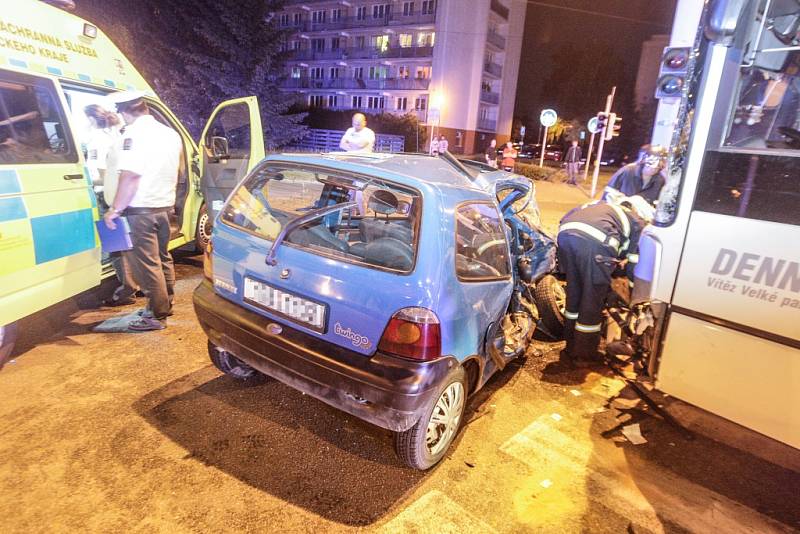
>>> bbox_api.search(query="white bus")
[631,0,799,450]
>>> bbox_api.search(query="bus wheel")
[195,204,212,252]
[534,275,566,339]
[0,322,19,371]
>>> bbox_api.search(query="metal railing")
[483,61,503,78]
[480,91,500,105]
[477,118,497,132]
[283,45,434,61]
[286,128,405,153]
[281,11,437,32]
[282,77,431,90]
[486,31,506,49]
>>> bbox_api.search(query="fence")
[285,128,405,153]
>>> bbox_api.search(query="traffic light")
[655,47,691,99]
[596,112,608,133]
[604,113,622,141]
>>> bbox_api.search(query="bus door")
[199,97,265,238]
[653,6,800,449]
[0,69,100,328]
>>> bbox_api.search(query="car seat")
[360,189,413,244]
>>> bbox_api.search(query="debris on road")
[621,423,648,445]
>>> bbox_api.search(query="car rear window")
[220,163,421,273]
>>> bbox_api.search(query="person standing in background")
[439,135,449,153]
[429,135,439,156]
[501,141,518,171]
[485,139,498,168]
[564,140,582,185]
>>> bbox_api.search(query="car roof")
[268,152,493,195]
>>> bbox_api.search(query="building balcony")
[480,91,500,105]
[290,11,436,32]
[284,45,434,62]
[282,77,431,91]
[477,118,497,132]
[483,61,503,78]
[486,31,506,49]
[490,0,509,20]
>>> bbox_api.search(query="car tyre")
[534,274,566,339]
[394,365,467,470]
[207,341,268,385]
[195,204,212,253]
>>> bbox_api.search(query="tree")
[74,0,305,147]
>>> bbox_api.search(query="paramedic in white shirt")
[103,91,182,331]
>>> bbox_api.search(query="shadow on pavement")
[133,369,428,526]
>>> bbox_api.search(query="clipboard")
[95,216,132,253]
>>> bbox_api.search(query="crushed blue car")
[193,152,563,469]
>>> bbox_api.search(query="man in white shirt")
[103,91,182,331]
[339,113,375,153]
[439,135,449,153]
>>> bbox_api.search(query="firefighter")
[557,199,648,366]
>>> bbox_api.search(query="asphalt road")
[1,177,798,533]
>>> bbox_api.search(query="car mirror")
[210,136,229,159]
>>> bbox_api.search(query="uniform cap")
[106,90,147,108]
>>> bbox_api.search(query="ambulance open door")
[198,97,265,223]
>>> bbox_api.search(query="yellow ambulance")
[0,1,265,358]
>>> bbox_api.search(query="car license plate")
[243,278,327,332]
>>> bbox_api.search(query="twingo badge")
[334,322,371,349]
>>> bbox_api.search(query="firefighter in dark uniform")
[603,145,668,205]
[557,200,647,365]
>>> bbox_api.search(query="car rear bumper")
[193,280,456,432]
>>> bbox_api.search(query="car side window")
[455,202,511,281]
[0,71,75,164]
[204,103,251,159]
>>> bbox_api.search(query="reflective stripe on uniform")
[564,310,579,320]
[626,253,639,263]
[608,203,631,252]
[559,222,621,253]
[575,322,602,333]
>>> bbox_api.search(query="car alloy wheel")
[425,381,465,456]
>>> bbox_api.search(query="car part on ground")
[534,275,566,339]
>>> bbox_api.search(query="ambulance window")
[205,103,251,159]
[0,72,75,164]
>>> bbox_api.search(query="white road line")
[378,489,498,534]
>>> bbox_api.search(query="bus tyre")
[208,341,268,385]
[195,204,212,252]
[0,323,19,371]
[534,275,566,339]
[394,366,467,470]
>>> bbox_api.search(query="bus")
[630,0,799,449]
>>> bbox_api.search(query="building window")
[353,66,364,79]
[289,40,300,51]
[355,35,366,48]
[368,65,388,79]
[372,35,390,52]
[279,14,290,27]
[310,95,325,107]
[331,37,340,50]
[312,10,326,24]
[331,8,342,22]
[479,107,490,120]
[373,4,390,19]
[291,66,302,79]
[415,96,427,110]
[328,95,339,108]
[329,67,340,79]
[415,65,431,79]
[397,65,410,79]
[293,13,303,26]
[356,6,367,20]
[367,96,385,109]
[396,97,408,111]
[310,67,324,79]
[312,38,325,52]
[403,2,414,16]
[352,95,363,108]
[417,32,435,47]
[421,0,436,15]
[398,33,412,48]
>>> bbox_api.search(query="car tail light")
[203,238,213,281]
[378,307,441,361]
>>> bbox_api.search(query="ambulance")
[0,0,265,358]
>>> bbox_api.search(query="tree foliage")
[73,0,305,146]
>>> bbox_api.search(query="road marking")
[378,490,498,534]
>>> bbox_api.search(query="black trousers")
[557,232,615,361]
[123,210,175,321]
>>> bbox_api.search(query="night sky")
[515,0,676,124]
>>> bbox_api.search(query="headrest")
[368,190,398,215]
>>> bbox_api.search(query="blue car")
[193,152,561,469]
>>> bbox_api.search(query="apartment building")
[277,0,527,154]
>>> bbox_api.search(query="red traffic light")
[663,49,689,70]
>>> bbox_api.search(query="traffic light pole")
[591,86,616,198]
[583,131,596,182]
